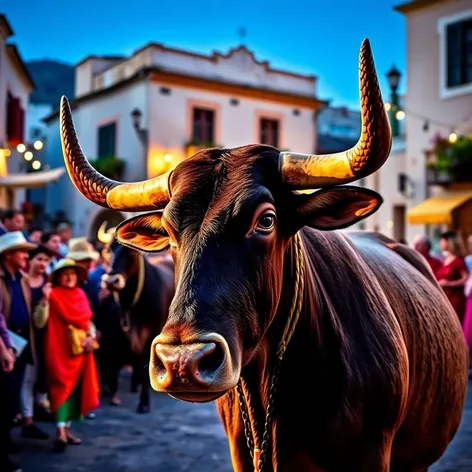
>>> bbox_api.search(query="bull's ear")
[295,186,382,231]
[115,211,170,252]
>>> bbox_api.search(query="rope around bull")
[236,232,305,472]
[112,254,146,332]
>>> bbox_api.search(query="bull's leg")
[136,358,150,414]
[130,353,140,393]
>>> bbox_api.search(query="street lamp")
[387,66,402,92]
[130,108,142,130]
[130,107,149,178]
[386,65,402,138]
[130,107,148,147]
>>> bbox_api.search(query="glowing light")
[164,153,173,163]
[386,220,394,228]
[24,151,33,161]
[0,149,11,158]
[396,110,405,120]
[448,132,458,143]
[33,140,43,150]
[17,143,26,153]
[385,102,391,111]
[32,160,41,170]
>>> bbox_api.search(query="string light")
[383,102,472,135]
[396,110,405,120]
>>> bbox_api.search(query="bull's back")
[347,231,468,467]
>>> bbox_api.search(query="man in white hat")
[0,232,48,471]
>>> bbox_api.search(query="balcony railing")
[426,165,472,186]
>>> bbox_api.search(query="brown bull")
[59,39,468,472]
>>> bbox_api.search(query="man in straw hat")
[0,232,47,472]
[66,238,99,273]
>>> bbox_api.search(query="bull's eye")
[255,211,276,233]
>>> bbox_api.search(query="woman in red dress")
[436,231,469,323]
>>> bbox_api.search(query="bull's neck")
[267,231,318,361]
[239,231,320,436]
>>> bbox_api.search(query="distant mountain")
[26,59,75,107]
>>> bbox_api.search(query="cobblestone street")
[12,378,472,471]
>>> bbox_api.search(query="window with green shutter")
[97,122,117,158]
[446,19,472,88]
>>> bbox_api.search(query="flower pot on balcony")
[89,156,125,180]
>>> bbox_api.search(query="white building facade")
[0,14,64,215]
[44,42,327,238]
[0,15,34,208]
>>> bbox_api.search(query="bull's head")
[60,40,391,402]
[98,223,128,291]
[101,239,138,292]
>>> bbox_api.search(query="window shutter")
[18,105,25,145]
[6,97,23,146]
[446,22,463,87]
[465,22,472,83]
[97,123,117,158]
[191,108,214,144]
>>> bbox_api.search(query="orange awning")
[407,192,472,225]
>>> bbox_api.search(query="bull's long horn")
[279,39,392,188]
[60,96,171,211]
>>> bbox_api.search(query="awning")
[407,191,472,225]
[0,168,65,189]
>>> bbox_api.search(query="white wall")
[148,81,316,175]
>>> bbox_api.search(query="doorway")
[393,204,406,242]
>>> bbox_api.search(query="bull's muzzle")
[101,273,126,291]
[150,332,239,403]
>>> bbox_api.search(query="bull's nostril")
[153,345,166,372]
[198,343,224,378]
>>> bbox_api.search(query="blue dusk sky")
[3,0,407,108]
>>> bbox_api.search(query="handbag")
[68,325,99,356]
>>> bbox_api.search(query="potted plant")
[89,156,126,180]
[184,139,223,158]
[432,135,472,183]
